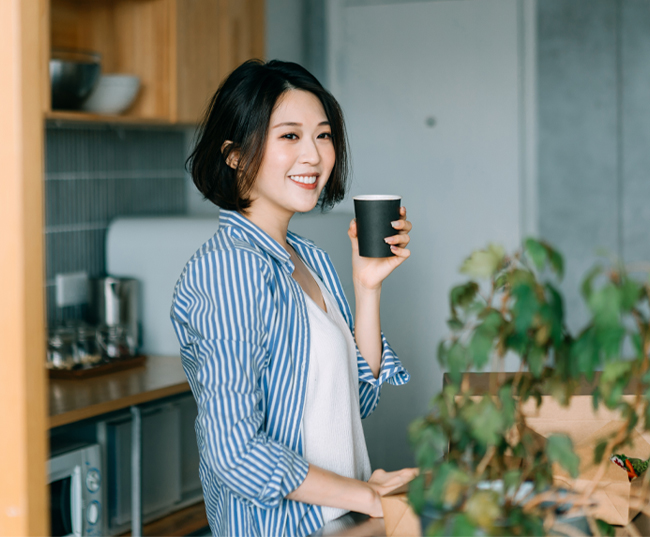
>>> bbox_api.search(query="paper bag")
[381,483,421,537]
[523,396,650,526]
[549,421,650,526]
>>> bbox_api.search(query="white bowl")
[81,74,140,115]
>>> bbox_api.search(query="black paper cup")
[353,195,402,258]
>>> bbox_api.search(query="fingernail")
[384,237,391,244]
[390,245,398,252]
[391,221,400,228]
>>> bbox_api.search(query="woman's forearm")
[353,285,383,378]
[287,464,381,516]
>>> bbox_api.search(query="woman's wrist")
[364,482,384,518]
[288,465,383,517]
[353,274,383,294]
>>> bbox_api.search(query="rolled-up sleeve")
[171,248,309,509]
[357,333,410,418]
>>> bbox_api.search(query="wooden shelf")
[49,355,190,428]
[45,110,175,125]
[119,501,209,537]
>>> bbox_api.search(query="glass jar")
[96,324,131,360]
[47,328,75,370]
[67,321,102,367]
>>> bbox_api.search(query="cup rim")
[353,195,401,201]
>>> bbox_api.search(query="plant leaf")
[460,244,505,279]
[600,361,633,409]
[548,248,564,279]
[546,434,580,478]
[451,513,478,537]
[450,282,479,315]
[588,283,621,328]
[620,279,642,312]
[527,345,545,378]
[447,342,468,385]
[581,265,603,301]
[594,440,608,464]
[596,520,615,537]
[525,238,547,271]
[512,282,539,336]
[463,398,506,446]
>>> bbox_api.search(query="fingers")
[386,207,412,252]
[384,232,410,248]
[390,218,412,234]
[348,219,358,239]
[400,467,420,481]
[389,245,411,260]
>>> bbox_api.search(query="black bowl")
[50,49,101,110]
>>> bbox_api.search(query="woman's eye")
[318,132,332,139]
[281,133,298,140]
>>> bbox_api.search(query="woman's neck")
[242,204,293,250]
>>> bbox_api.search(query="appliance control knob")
[86,501,100,525]
[86,469,101,492]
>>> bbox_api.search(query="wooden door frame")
[0,0,48,535]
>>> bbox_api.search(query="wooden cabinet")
[46,0,265,124]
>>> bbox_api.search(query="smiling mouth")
[289,175,319,189]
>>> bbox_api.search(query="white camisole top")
[301,267,372,525]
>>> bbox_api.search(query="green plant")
[409,239,650,536]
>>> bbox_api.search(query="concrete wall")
[329,0,527,470]
[621,1,650,265]
[538,0,650,331]
[265,0,326,81]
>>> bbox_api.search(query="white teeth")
[289,175,317,185]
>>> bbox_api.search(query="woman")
[171,59,415,537]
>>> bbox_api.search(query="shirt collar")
[219,209,295,268]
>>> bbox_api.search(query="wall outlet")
[55,272,89,307]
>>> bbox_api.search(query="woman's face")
[248,89,336,220]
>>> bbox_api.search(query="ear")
[221,141,240,169]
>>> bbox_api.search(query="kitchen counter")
[49,355,190,428]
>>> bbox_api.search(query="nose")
[299,137,321,165]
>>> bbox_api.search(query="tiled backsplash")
[45,124,187,324]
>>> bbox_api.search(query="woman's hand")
[365,468,420,518]
[286,465,417,520]
[348,206,412,291]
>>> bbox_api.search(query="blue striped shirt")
[170,209,409,537]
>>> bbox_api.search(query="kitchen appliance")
[90,277,139,357]
[82,74,141,115]
[48,443,103,537]
[49,49,101,110]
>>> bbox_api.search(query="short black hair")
[188,59,350,213]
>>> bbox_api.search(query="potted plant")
[408,238,650,536]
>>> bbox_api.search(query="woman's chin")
[291,199,320,214]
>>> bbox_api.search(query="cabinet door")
[106,403,181,532]
[175,0,265,123]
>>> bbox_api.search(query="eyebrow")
[272,121,331,128]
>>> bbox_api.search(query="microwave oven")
[48,443,103,537]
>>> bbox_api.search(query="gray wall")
[538,0,650,331]
[265,0,326,81]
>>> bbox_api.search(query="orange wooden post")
[0,0,48,535]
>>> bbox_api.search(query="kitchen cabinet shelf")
[45,0,265,125]
[45,110,178,126]
[49,355,190,428]
[118,500,208,537]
